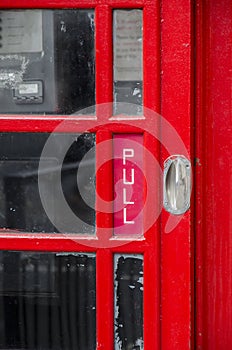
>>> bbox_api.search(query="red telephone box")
[0,0,231,350]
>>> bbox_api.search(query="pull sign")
[163,156,191,215]
[113,134,143,235]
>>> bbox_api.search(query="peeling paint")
[60,20,67,33]
[132,87,141,96]
[88,12,95,33]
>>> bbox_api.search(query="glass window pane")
[113,10,143,115]
[0,9,95,115]
[114,254,144,350]
[0,133,96,234]
[0,251,96,350]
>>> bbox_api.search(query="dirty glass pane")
[0,251,96,350]
[114,254,144,350]
[113,10,143,115]
[0,133,95,234]
[0,9,95,115]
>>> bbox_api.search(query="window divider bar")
[96,129,114,241]
[95,5,113,119]
[96,249,114,350]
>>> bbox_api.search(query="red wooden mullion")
[161,0,193,349]
[0,118,96,133]
[143,2,160,114]
[0,234,97,252]
[143,131,161,350]
[96,249,114,350]
[95,5,113,119]
[95,5,114,350]
[96,129,113,240]
[0,118,150,133]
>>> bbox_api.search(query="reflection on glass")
[0,9,95,114]
[0,132,96,234]
[114,254,144,350]
[0,251,96,350]
[113,10,143,115]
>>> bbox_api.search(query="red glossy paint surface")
[161,0,193,348]
[196,0,232,349]
[0,1,193,349]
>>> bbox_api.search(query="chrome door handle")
[163,156,191,215]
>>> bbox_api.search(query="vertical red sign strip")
[113,134,143,236]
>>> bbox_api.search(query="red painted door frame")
[0,1,194,349]
[195,0,232,349]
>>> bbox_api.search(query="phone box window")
[0,9,95,115]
